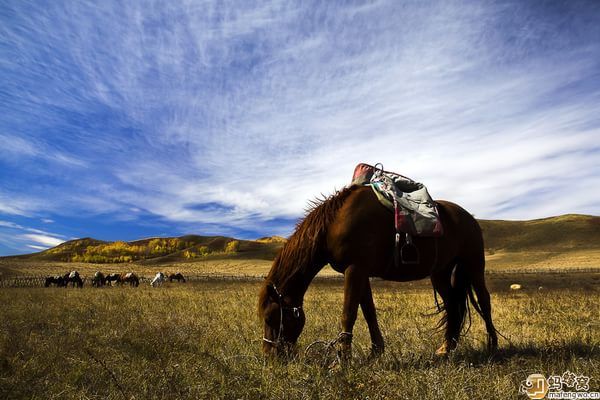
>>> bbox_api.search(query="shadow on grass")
[484,342,598,364]
[371,342,600,371]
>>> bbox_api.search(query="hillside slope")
[8,235,282,264]
[479,214,600,269]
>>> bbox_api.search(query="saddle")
[352,163,443,265]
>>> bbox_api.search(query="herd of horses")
[44,271,186,288]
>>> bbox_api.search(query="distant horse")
[151,272,166,287]
[119,272,139,287]
[92,271,106,287]
[105,273,121,286]
[258,185,498,359]
[45,275,66,287]
[168,272,186,283]
[63,271,83,288]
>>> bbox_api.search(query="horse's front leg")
[360,280,385,357]
[339,264,368,362]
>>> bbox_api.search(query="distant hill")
[7,235,284,264]
[2,214,599,270]
[479,214,599,252]
[255,236,288,243]
[478,214,600,269]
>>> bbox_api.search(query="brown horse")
[258,185,498,359]
[45,275,66,287]
[92,271,106,287]
[105,273,121,286]
[118,272,139,287]
[168,272,186,283]
[63,271,84,288]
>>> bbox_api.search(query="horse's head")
[259,283,305,357]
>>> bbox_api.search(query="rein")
[262,284,302,347]
[262,283,354,361]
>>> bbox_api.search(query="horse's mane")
[264,185,358,293]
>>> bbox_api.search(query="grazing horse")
[45,275,66,287]
[63,271,83,288]
[119,272,139,287]
[258,185,498,359]
[105,273,121,286]
[92,271,106,287]
[151,272,166,287]
[168,272,186,283]
[105,273,120,286]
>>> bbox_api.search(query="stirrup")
[400,234,420,264]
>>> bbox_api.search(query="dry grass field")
[0,258,276,280]
[0,214,598,398]
[1,274,598,399]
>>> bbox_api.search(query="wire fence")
[486,267,600,275]
[0,268,597,288]
[0,273,346,288]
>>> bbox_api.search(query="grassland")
[1,274,598,399]
[1,214,598,398]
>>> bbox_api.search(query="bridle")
[262,284,302,347]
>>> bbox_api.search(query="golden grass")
[0,258,347,279]
[485,249,600,270]
[1,275,598,399]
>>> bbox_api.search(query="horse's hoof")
[435,346,449,357]
[435,341,456,357]
[368,345,385,360]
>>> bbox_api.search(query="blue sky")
[1,0,599,255]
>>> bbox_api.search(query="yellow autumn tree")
[225,240,240,253]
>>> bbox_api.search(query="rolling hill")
[478,214,600,269]
[7,235,283,264]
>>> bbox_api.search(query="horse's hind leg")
[431,262,468,356]
[470,268,498,352]
[360,280,385,357]
[339,264,369,361]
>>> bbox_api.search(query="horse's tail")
[432,260,505,348]
[431,262,478,337]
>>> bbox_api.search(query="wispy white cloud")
[0,194,41,217]
[0,133,87,167]
[27,244,48,251]
[0,0,599,246]
[0,219,67,252]
[0,220,66,238]
[21,234,64,248]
